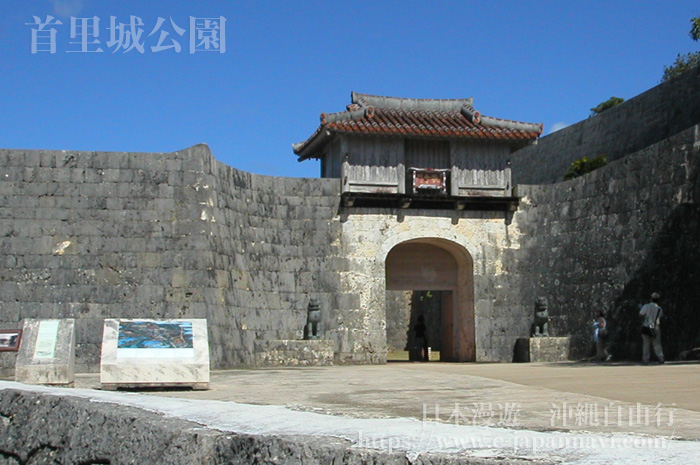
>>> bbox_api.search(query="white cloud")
[548,121,569,134]
[51,0,84,18]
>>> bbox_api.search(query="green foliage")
[563,155,608,181]
[661,16,700,81]
[662,51,700,82]
[590,97,624,115]
[690,16,700,41]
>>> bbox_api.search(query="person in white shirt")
[639,292,664,365]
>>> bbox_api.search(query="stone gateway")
[1,68,700,372]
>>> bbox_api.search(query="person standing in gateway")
[639,292,664,365]
[413,315,429,362]
[595,311,612,362]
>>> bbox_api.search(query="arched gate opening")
[385,238,475,362]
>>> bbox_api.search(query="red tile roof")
[293,92,543,160]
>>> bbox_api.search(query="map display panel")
[116,321,195,359]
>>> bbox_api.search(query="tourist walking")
[639,293,664,364]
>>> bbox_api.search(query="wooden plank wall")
[451,141,511,196]
[335,136,512,197]
[342,136,404,193]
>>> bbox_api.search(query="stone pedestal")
[514,336,570,363]
[254,340,334,367]
[100,319,210,390]
[15,319,75,386]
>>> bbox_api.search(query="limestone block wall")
[339,209,529,362]
[0,145,354,372]
[512,66,700,185]
[385,290,413,352]
[204,156,368,366]
[0,146,218,373]
[513,124,700,359]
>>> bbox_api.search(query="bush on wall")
[590,97,624,115]
[563,155,608,180]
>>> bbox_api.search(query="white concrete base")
[100,319,210,390]
[15,319,75,386]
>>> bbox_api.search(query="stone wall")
[0,388,403,465]
[339,208,528,362]
[0,386,542,465]
[512,66,700,185]
[203,154,361,366]
[1,147,207,373]
[385,290,412,352]
[0,145,356,372]
[513,124,700,359]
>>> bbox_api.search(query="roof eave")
[293,127,333,162]
[479,115,544,134]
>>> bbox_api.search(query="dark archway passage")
[386,290,445,360]
[385,239,475,362]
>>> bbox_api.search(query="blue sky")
[1,1,699,178]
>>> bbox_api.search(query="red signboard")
[411,168,449,194]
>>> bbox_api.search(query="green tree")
[691,16,700,41]
[563,155,608,181]
[590,97,624,115]
[662,52,700,81]
[662,16,700,81]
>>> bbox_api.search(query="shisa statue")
[531,296,550,337]
[304,298,322,340]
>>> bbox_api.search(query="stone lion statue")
[531,296,550,337]
[304,298,322,340]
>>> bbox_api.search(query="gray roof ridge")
[479,114,544,133]
[351,91,474,112]
[321,108,368,125]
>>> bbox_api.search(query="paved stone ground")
[72,360,700,440]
